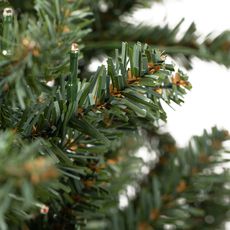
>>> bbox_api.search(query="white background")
[132,0,230,146]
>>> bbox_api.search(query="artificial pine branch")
[0,131,58,230]
[73,0,230,73]
[0,1,230,230]
[94,128,230,230]
[84,21,230,70]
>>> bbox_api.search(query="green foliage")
[99,128,230,230]
[0,131,58,230]
[83,2,230,71]
[4,38,189,228]
[0,0,229,230]
[0,0,92,108]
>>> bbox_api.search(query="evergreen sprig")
[80,0,230,72]
[0,131,58,230]
[87,128,230,230]
[0,1,230,229]
[0,0,92,108]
